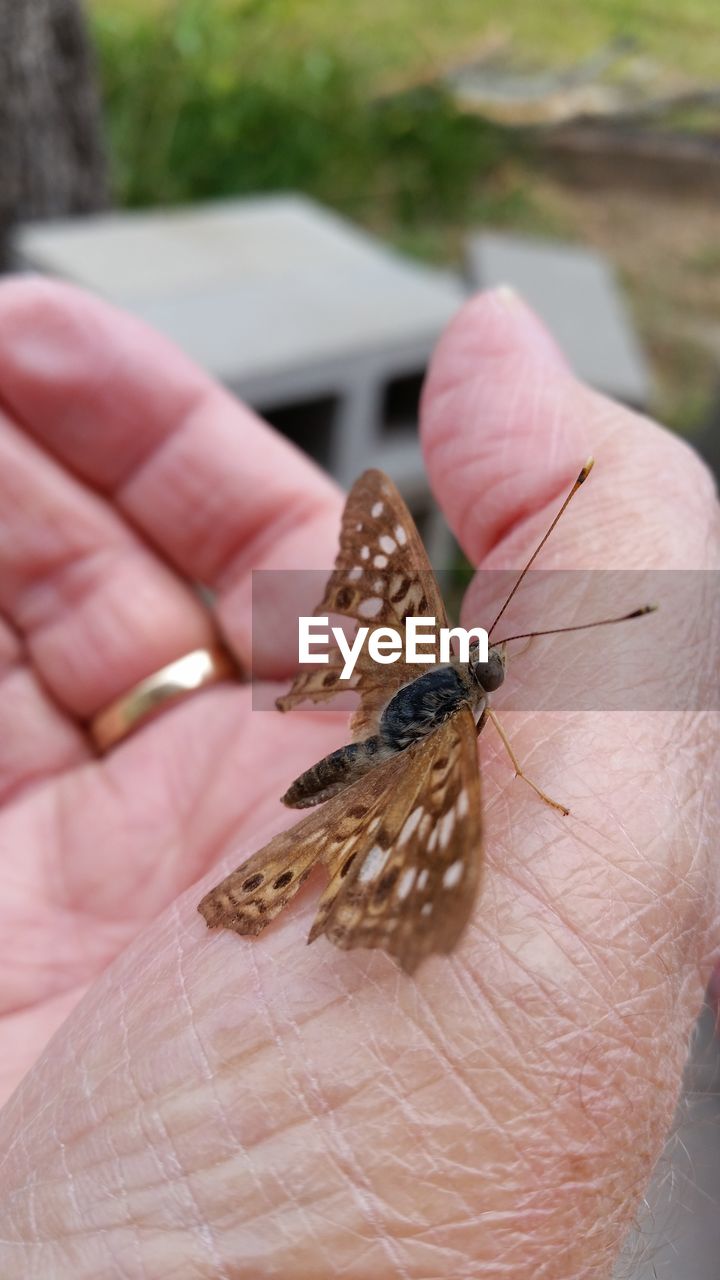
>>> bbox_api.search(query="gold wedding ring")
[90,646,238,752]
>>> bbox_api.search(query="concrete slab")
[16,195,466,385]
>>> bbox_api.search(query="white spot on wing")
[379,534,397,555]
[443,859,464,889]
[421,902,433,916]
[360,546,370,560]
[358,596,383,618]
[438,808,455,848]
[397,867,416,900]
[417,868,429,891]
[371,501,384,518]
[373,554,388,569]
[358,844,389,883]
[348,567,362,581]
[399,807,423,845]
[456,790,469,818]
[395,525,407,545]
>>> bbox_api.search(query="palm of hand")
[1,686,345,1101]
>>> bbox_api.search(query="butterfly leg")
[486,707,570,816]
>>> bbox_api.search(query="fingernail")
[493,284,521,309]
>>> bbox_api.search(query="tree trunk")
[0,0,109,268]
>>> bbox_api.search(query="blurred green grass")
[90,0,517,225]
[90,0,719,222]
[90,0,720,84]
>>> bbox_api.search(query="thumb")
[421,287,716,571]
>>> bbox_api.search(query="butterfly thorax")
[282,646,505,810]
[379,640,506,747]
[379,663,482,750]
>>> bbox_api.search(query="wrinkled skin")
[0,279,718,1279]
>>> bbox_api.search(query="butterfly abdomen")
[282,735,391,809]
[379,665,475,751]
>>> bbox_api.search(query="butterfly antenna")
[488,457,594,640]
[494,604,657,647]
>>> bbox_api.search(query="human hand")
[0,279,717,1278]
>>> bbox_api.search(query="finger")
[0,279,343,672]
[0,411,215,718]
[0,615,88,800]
[421,287,718,571]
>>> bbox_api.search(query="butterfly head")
[469,642,506,693]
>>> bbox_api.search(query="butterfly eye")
[472,650,505,692]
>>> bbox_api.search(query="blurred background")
[92,0,720,447]
[1,1,719,1275]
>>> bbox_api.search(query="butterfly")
[198,464,653,973]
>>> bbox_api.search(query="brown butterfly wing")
[309,705,482,974]
[198,748,420,937]
[276,469,449,739]
[198,707,482,973]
